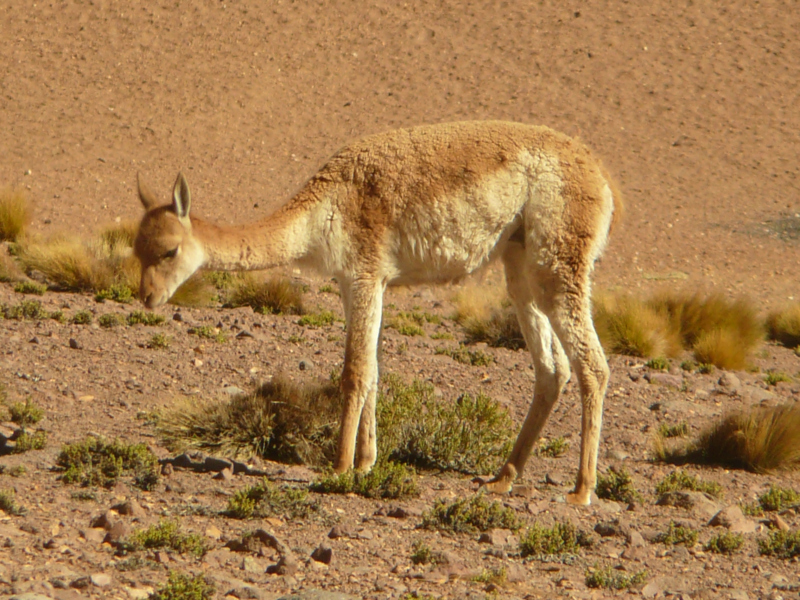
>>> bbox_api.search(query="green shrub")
[655,470,722,498]
[596,467,643,504]
[756,485,800,512]
[764,370,792,386]
[2,300,50,320]
[421,495,520,534]
[0,489,26,516]
[410,540,443,565]
[8,398,44,427]
[312,461,419,499]
[585,565,647,590]
[95,284,134,304]
[71,310,93,324]
[378,376,513,475]
[705,532,744,554]
[98,313,125,328]
[224,479,318,519]
[645,357,670,371]
[126,520,207,557]
[435,345,494,366]
[187,326,227,343]
[535,437,570,458]
[148,571,215,600]
[128,310,165,326]
[14,281,46,295]
[519,521,592,557]
[57,437,160,490]
[758,529,800,559]
[13,430,47,453]
[297,310,336,327]
[147,333,171,349]
[655,521,698,546]
[472,567,507,586]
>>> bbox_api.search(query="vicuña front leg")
[334,277,384,473]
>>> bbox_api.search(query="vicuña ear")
[172,172,191,219]
[137,172,159,210]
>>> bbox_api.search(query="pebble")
[68,338,81,349]
[310,543,333,564]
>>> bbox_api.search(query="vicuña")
[134,121,621,505]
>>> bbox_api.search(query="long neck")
[192,202,317,271]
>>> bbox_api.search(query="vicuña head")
[134,173,204,309]
[133,121,622,507]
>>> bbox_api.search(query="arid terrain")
[1,1,799,599]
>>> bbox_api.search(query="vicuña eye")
[163,248,178,259]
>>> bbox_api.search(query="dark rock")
[112,500,143,517]
[103,521,129,545]
[656,491,722,518]
[327,526,350,539]
[213,467,234,481]
[69,338,81,349]
[310,543,333,564]
[204,456,234,472]
[89,512,115,531]
[267,554,298,576]
[545,473,564,486]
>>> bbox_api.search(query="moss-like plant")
[98,313,125,328]
[585,565,647,589]
[127,310,165,326]
[655,521,698,546]
[56,436,160,490]
[312,461,419,499]
[224,479,318,519]
[125,520,207,557]
[705,532,744,554]
[95,283,134,304]
[0,489,26,516]
[596,467,643,504]
[655,470,722,498]
[297,309,336,327]
[435,345,494,366]
[421,495,520,534]
[14,281,46,295]
[149,571,215,600]
[147,333,171,349]
[8,398,44,427]
[187,325,227,343]
[758,529,800,559]
[71,310,93,324]
[519,520,592,557]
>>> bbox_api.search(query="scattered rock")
[204,456,234,472]
[275,591,359,600]
[242,556,264,573]
[213,467,234,481]
[768,514,791,532]
[605,449,629,462]
[90,573,112,587]
[69,338,81,349]
[594,519,629,538]
[642,576,692,598]
[327,525,351,539]
[298,358,315,371]
[708,505,757,533]
[310,543,333,564]
[715,372,742,396]
[222,385,246,397]
[103,521,129,545]
[644,372,684,389]
[267,554,298,576]
[656,491,722,518]
[545,473,564,486]
[90,512,116,531]
[113,499,144,517]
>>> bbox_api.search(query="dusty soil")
[1,1,800,599]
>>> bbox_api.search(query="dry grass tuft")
[156,375,343,465]
[168,272,217,307]
[766,304,800,349]
[15,235,138,294]
[593,292,679,358]
[655,403,800,472]
[227,274,305,315]
[0,250,23,283]
[452,283,525,350]
[0,188,31,242]
[692,328,750,371]
[100,221,138,253]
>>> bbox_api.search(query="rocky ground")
[2,0,800,599]
[1,279,799,600]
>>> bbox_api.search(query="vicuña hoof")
[566,489,592,506]
[472,475,514,494]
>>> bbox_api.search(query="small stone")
[768,514,791,532]
[90,512,116,531]
[605,449,629,462]
[203,456,233,472]
[172,312,183,322]
[242,556,263,573]
[708,505,756,533]
[627,530,646,547]
[90,573,112,587]
[69,338,81,349]
[386,506,410,519]
[113,500,144,517]
[545,473,564,486]
[213,467,234,481]
[161,463,174,476]
[103,521,129,545]
[205,525,222,540]
[298,359,314,371]
[267,554,298,576]
[29,337,39,344]
[124,586,154,600]
[311,543,333,564]
[656,491,722,518]
[716,372,741,395]
[70,576,92,589]
[512,483,536,496]
[328,525,350,539]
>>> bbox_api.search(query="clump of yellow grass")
[592,292,680,358]
[227,274,305,315]
[765,304,800,349]
[0,188,31,243]
[452,282,525,350]
[655,403,800,472]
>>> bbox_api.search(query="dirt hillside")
[1,2,799,600]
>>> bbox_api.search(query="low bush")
[758,529,800,559]
[519,520,593,557]
[705,531,744,554]
[421,495,520,534]
[655,470,722,499]
[596,467,643,504]
[56,436,160,490]
[655,521,698,546]
[148,571,215,600]
[585,565,647,590]
[125,520,207,557]
[224,479,318,519]
[0,489,26,516]
[311,461,419,499]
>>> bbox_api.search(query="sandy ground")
[1,1,800,599]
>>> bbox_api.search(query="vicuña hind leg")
[541,279,609,506]
[334,277,384,473]
[481,244,571,493]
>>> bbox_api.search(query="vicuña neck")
[192,205,313,272]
